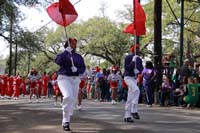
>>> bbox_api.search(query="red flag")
[123,23,134,34]
[59,0,77,15]
[46,1,78,27]
[123,0,146,36]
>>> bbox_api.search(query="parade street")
[0,97,200,133]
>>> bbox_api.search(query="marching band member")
[52,72,63,106]
[55,38,86,131]
[77,72,87,110]
[123,44,143,123]
[28,68,40,103]
[42,71,49,98]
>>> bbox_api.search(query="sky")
[0,0,147,58]
[20,0,137,31]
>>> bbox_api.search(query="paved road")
[0,96,200,133]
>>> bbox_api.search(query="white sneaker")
[146,105,152,108]
[29,99,32,103]
[14,97,18,100]
[77,105,82,111]
[94,99,98,102]
[111,100,116,105]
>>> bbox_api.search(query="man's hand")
[71,66,77,72]
[66,46,73,53]
[134,68,139,75]
[132,55,139,62]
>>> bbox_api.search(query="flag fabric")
[46,0,78,27]
[123,23,134,34]
[59,0,77,15]
[123,0,146,36]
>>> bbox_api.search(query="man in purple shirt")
[123,44,143,123]
[55,38,86,131]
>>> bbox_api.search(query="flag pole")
[62,15,75,67]
[133,0,137,56]
[133,0,137,77]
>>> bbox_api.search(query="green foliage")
[43,17,132,68]
[0,0,21,38]
[72,17,131,67]
[3,0,200,75]
[143,0,200,62]
[17,31,43,51]
[31,52,58,74]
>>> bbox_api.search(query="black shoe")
[132,112,140,119]
[62,122,71,131]
[124,117,134,123]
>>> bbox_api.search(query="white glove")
[132,55,139,62]
[134,68,139,75]
[66,46,73,53]
[71,66,77,72]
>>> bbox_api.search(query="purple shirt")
[161,81,174,91]
[142,68,155,86]
[142,68,155,80]
[55,50,86,76]
[123,54,143,77]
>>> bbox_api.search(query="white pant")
[124,76,140,118]
[57,75,81,123]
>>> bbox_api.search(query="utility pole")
[14,35,18,76]
[27,50,31,74]
[9,15,13,76]
[154,0,162,103]
[180,0,184,66]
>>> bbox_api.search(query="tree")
[4,30,44,75]
[0,0,54,75]
[117,0,200,63]
[161,0,200,63]
[74,17,131,67]
[41,17,132,68]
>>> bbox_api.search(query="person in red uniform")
[20,76,26,96]
[77,72,87,110]
[13,74,22,100]
[28,68,40,103]
[42,71,49,98]
[0,74,8,98]
[52,72,63,105]
[37,77,43,98]
[7,76,14,99]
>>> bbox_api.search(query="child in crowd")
[160,75,175,106]
[174,77,188,107]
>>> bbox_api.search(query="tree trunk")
[154,0,162,104]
